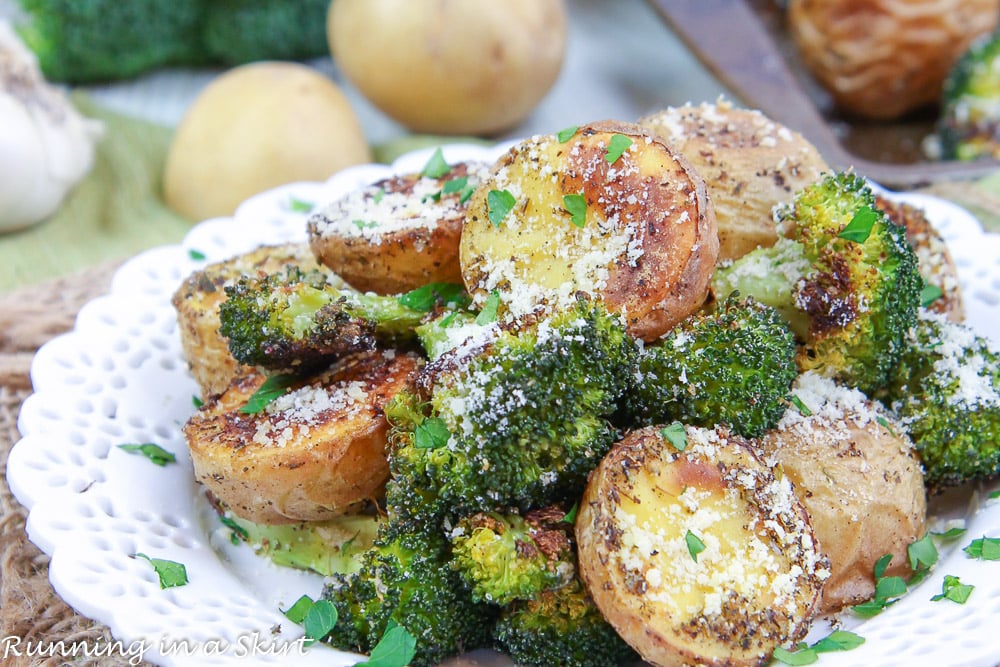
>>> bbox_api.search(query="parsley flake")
[398,283,469,312]
[854,554,907,617]
[358,623,417,667]
[811,630,865,653]
[475,290,501,325]
[605,134,633,163]
[964,536,1000,560]
[373,188,386,204]
[908,534,939,571]
[288,197,315,213]
[353,219,379,230]
[303,599,339,642]
[240,374,299,414]
[838,206,877,243]
[932,526,967,540]
[875,415,896,435]
[685,530,706,561]
[220,515,249,545]
[414,417,451,449]
[117,443,176,467]
[192,395,204,408]
[282,595,315,624]
[660,422,687,451]
[563,193,587,227]
[188,248,206,261]
[421,147,451,178]
[920,282,944,308]
[487,189,516,227]
[988,489,1000,500]
[562,503,579,525]
[789,395,812,416]
[931,575,974,604]
[557,125,579,143]
[772,645,817,665]
[134,553,188,589]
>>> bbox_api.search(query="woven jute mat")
[0,260,152,667]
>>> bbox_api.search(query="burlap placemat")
[0,260,150,667]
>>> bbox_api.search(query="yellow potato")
[576,425,827,667]
[327,0,566,135]
[164,61,371,221]
[460,121,718,341]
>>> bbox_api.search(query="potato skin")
[577,425,827,667]
[461,120,718,341]
[759,377,927,614]
[639,101,829,262]
[308,161,490,294]
[184,349,422,524]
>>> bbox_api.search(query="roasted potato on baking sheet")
[184,349,422,524]
[576,425,828,667]
[308,159,491,294]
[460,120,718,341]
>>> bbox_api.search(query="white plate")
[7,143,1000,667]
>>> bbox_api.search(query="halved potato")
[172,243,341,398]
[576,425,827,667]
[875,194,964,322]
[184,349,422,524]
[759,372,927,615]
[460,120,718,341]
[638,100,829,263]
[308,160,492,294]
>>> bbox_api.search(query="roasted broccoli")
[937,31,1000,161]
[414,309,481,361]
[321,524,495,666]
[493,578,638,667]
[384,297,637,525]
[625,295,797,438]
[449,507,575,606]
[712,172,921,394]
[15,0,330,83]
[884,310,1000,491]
[218,267,426,371]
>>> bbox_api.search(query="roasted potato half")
[875,194,964,322]
[460,120,718,341]
[184,349,423,524]
[639,100,829,262]
[172,243,340,398]
[308,160,492,294]
[759,372,927,615]
[577,425,827,667]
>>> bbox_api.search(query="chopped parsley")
[932,526,967,540]
[240,374,299,414]
[133,553,188,589]
[475,290,501,325]
[989,489,1000,500]
[187,248,206,261]
[288,196,315,213]
[557,125,579,143]
[920,282,944,308]
[561,502,579,525]
[773,630,865,665]
[220,514,249,545]
[353,219,378,230]
[414,417,451,449]
[604,134,632,164]
[358,622,417,667]
[421,147,451,179]
[282,594,315,624]
[875,415,896,435]
[660,422,687,451]
[192,394,204,408]
[563,193,587,227]
[789,395,812,416]
[964,536,1000,560]
[852,553,907,617]
[838,206,877,243]
[685,530,706,562]
[372,187,386,204]
[398,282,469,312]
[303,599,339,642]
[117,443,176,467]
[906,533,938,586]
[487,189,516,227]
[931,575,974,604]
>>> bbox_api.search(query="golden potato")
[171,243,341,398]
[460,121,718,341]
[576,425,828,667]
[308,159,492,294]
[327,0,566,135]
[184,349,422,524]
[164,61,371,221]
[639,100,829,262]
[759,372,927,615]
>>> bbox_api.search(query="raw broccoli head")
[321,525,495,666]
[449,507,575,606]
[385,298,637,521]
[626,295,798,438]
[885,310,1000,491]
[938,32,1000,161]
[714,172,921,394]
[493,578,638,667]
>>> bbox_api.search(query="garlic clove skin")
[0,21,103,233]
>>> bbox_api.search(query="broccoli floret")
[937,32,1000,161]
[626,295,797,438]
[493,578,637,667]
[15,0,330,83]
[218,267,425,371]
[386,298,637,522]
[224,513,379,577]
[414,309,482,361]
[449,507,575,606]
[884,310,1000,491]
[713,172,921,395]
[321,525,495,666]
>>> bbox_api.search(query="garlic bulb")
[0,21,103,232]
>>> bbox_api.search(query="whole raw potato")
[164,61,371,221]
[327,0,567,135]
